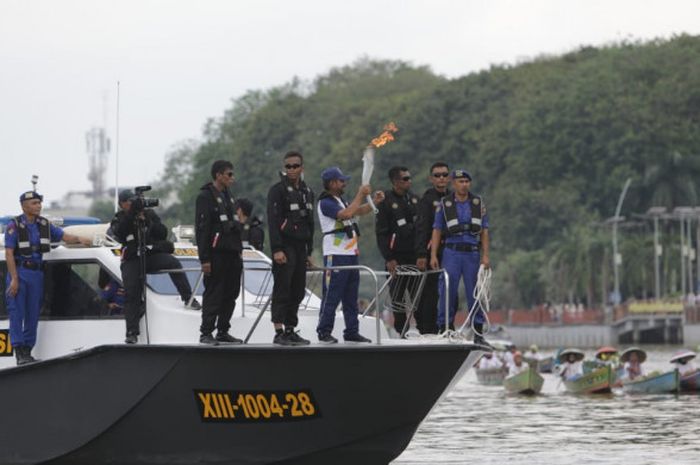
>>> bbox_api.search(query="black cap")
[118,189,134,203]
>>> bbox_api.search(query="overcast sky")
[1,0,699,215]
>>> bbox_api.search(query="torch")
[362,122,398,214]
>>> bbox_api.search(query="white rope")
[459,265,492,336]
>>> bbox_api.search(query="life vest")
[318,191,360,238]
[280,178,314,240]
[208,184,238,234]
[384,190,418,234]
[441,192,483,237]
[14,215,51,256]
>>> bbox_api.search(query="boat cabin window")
[43,260,123,319]
[146,257,202,295]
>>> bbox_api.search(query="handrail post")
[442,268,450,333]
[241,264,246,317]
[187,271,204,307]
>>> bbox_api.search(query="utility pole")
[647,207,667,300]
[612,178,632,305]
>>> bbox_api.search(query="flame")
[369,122,398,148]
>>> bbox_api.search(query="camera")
[131,185,160,211]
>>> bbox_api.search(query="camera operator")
[111,188,201,344]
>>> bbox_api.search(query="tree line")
[109,35,700,309]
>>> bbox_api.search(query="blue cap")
[321,167,351,182]
[451,169,472,180]
[19,191,43,203]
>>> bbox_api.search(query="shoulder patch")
[391,203,398,209]
[432,200,439,207]
[473,198,480,206]
[445,200,453,207]
[411,198,418,204]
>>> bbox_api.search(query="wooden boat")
[680,369,700,392]
[475,366,507,386]
[623,369,680,394]
[563,365,613,394]
[504,366,544,395]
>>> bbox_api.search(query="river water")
[394,347,700,465]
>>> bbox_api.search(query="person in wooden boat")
[558,348,584,380]
[594,346,619,367]
[524,344,543,361]
[620,347,646,381]
[503,344,517,367]
[4,190,91,364]
[478,351,504,370]
[670,350,697,376]
[508,351,529,376]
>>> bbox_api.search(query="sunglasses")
[400,176,411,182]
[432,172,449,178]
[223,172,234,177]
[285,163,302,170]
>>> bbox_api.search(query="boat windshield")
[146,258,273,296]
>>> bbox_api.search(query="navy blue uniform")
[4,215,63,350]
[433,196,489,329]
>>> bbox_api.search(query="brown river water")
[394,346,700,465]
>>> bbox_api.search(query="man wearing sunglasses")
[413,162,451,334]
[375,166,420,336]
[195,160,244,345]
[267,151,315,346]
[429,169,490,345]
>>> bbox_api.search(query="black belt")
[445,243,480,252]
[19,260,44,271]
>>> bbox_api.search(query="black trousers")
[388,252,417,334]
[121,252,193,335]
[270,242,307,328]
[415,271,439,334]
[201,252,242,335]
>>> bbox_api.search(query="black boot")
[15,347,31,366]
[24,347,37,363]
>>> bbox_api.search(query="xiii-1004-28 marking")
[194,389,321,423]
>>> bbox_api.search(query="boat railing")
[151,265,451,344]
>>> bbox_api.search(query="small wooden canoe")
[680,369,700,392]
[504,366,544,395]
[563,365,613,394]
[475,366,508,386]
[623,369,680,394]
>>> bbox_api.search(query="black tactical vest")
[384,190,419,235]
[208,184,238,235]
[280,179,313,240]
[15,215,51,256]
[441,192,483,237]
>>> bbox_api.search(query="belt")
[445,243,480,252]
[19,260,44,271]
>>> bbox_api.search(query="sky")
[1,0,699,215]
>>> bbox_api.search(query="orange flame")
[370,122,398,148]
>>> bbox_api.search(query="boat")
[563,365,614,394]
[475,366,508,385]
[622,369,680,394]
[680,369,700,392]
[0,223,485,463]
[504,366,544,395]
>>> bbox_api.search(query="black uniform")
[111,208,194,337]
[413,187,450,334]
[375,188,419,335]
[241,215,265,251]
[195,183,243,338]
[267,176,314,329]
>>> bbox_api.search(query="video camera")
[130,185,160,212]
